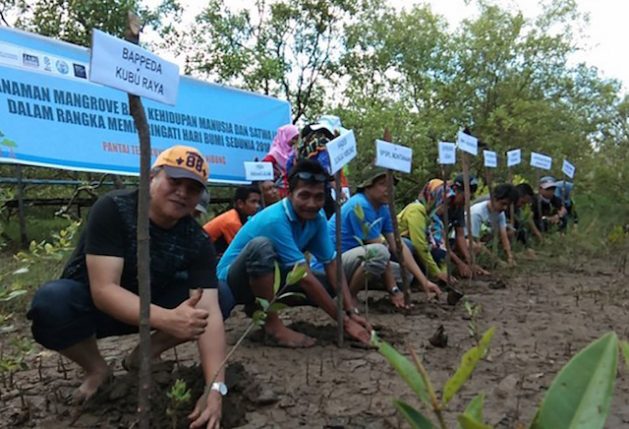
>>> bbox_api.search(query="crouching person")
[217,159,372,348]
[27,146,226,429]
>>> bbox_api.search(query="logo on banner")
[73,63,87,79]
[42,56,52,71]
[55,59,69,74]
[22,53,39,68]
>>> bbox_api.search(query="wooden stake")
[383,129,411,306]
[333,171,344,347]
[125,13,152,429]
[15,164,28,248]
[535,169,542,232]
[461,152,475,271]
[440,166,452,282]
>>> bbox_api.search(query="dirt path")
[2,257,628,428]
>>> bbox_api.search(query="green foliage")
[166,378,191,429]
[530,332,618,429]
[393,399,436,429]
[371,333,430,405]
[13,0,182,47]
[457,414,491,429]
[460,393,486,425]
[620,341,629,370]
[442,328,495,405]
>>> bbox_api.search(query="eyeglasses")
[290,171,328,182]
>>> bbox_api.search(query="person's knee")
[28,280,84,326]
[245,237,277,274]
[363,243,390,275]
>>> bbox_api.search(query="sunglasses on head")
[291,171,328,182]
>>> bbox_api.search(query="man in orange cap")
[27,145,226,429]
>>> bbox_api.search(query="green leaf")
[462,393,485,423]
[620,340,629,370]
[457,414,492,429]
[255,298,270,311]
[353,235,365,246]
[273,261,281,294]
[252,310,267,326]
[268,302,287,313]
[393,400,435,429]
[372,334,430,405]
[442,327,495,405]
[286,262,308,286]
[530,332,618,429]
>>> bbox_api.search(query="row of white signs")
[438,131,575,178]
[245,130,575,181]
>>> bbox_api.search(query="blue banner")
[0,28,291,184]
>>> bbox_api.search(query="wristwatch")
[346,307,360,316]
[208,382,228,396]
[390,286,402,295]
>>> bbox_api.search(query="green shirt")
[397,201,445,278]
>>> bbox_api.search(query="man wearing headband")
[217,158,372,348]
[27,146,226,429]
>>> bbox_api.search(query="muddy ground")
[1,253,629,429]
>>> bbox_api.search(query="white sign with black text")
[438,142,456,165]
[456,131,478,156]
[244,162,274,181]
[326,130,357,175]
[562,159,575,179]
[89,29,180,105]
[375,139,413,173]
[507,149,521,167]
[530,152,553,170]
[483,150,497,168]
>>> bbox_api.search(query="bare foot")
[264,325,316,348]
[73,365,111,404]
[122,350,164,372]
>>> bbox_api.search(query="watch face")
[212,382,227,395]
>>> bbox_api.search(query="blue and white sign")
[438,141,456,165]
[244,162,273,181]
[326,130,356,175]
[530,152,552,170]
[375,139,412,173]
[507,149,521,167]
[562,159,575,179]
[456,131,478,156]
[90,29,180,105]
[0,27,291,184]
[483,150,497,168]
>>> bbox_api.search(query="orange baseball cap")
[152,145,208,186]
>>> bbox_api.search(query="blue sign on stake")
[0,27,291,184]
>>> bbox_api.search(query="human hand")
[188,390,222,429]
[349,313,373,332]
[343,317,371,345]
[390,291,411,310]
[507,255,516,267]
[472,264,490,276]
[457,263,473,278]
[423,281,442,299]
[436,272,457,285]
[163,289,209,341]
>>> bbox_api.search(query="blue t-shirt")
[217,198,336,281]
[329,192,394,252]
[554,181,573,207]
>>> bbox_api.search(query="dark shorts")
[27,279,191,351]
[219,236,335,320]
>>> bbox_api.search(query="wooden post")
[15,164,28,248]
[440,166,452,282]
[461,153,475,270]
[508,169,515,229]
[333,171,344,347]
[383,129,411,306]
[125,13,152,429]
[535,169,542,232]
[485,170,499,260]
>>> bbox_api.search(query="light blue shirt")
[217,198,336,281]
[329,192,394,252]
